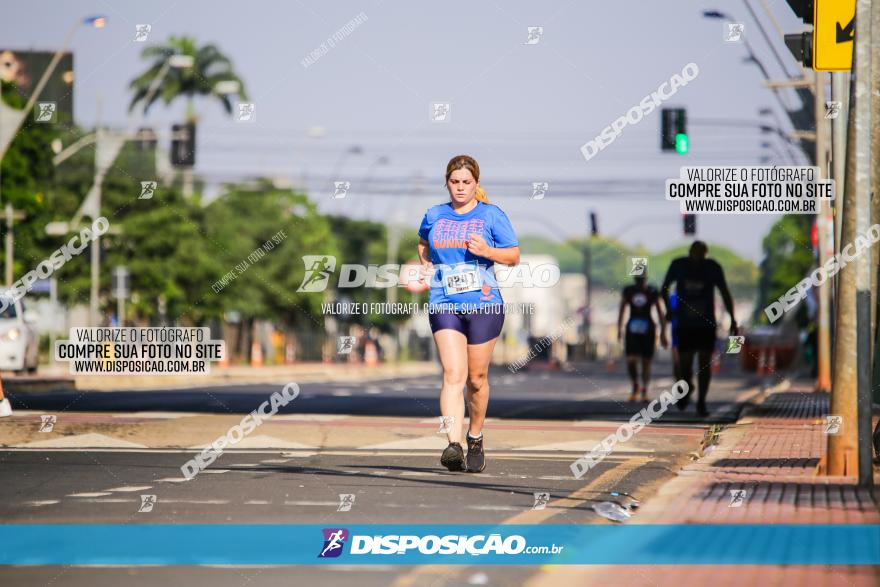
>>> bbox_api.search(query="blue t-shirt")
[418,201,519,311]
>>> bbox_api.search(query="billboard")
[0,49,74,123]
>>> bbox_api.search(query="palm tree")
[128,35,248,120]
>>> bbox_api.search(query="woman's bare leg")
[465,337,499,437]
[434,329,468,444]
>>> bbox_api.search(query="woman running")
[417,155,520,472]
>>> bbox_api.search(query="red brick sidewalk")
[529,383,880,587]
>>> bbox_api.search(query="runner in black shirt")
[617,275,667,401]
[660,241,738,416]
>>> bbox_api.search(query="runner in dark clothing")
[617,275,667,401]
[660,241,738,416]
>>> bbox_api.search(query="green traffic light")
[675,133,689,154]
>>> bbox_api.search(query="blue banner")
[1,524,878,565]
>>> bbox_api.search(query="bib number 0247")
[442,262,482,296]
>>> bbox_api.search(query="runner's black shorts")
[674,325,716,353]
[429,306,505,345]
[625,327,656,359]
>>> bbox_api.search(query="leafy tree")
[203,182,337,354]
[128,36,248,120]
[755,215,814,324]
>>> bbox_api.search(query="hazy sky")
[1,1,815,262]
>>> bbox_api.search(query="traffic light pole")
[827,0,873,485]
[814,74,832,393]
[582,240,592,360]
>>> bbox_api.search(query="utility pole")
[831,71,849,299]
[827,0,873,485]
[815,73,832,393]
[3,204,24,287]
[869,0,880,457]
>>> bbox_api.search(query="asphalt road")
[0,362,761,586]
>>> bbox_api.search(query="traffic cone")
[218,347,229,368]
[250,340,263,368]
[364,341,379,367]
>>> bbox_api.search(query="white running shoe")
[0,398,12,417]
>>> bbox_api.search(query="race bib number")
[628,318,650,334]
[442,262,482,296]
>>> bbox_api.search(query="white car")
[0,296,39,373]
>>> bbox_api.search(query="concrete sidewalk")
[528,380,880,587]
[10,361,441,392]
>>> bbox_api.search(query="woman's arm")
[417,238,431,265]
[486,246,520,266]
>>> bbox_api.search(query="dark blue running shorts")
[429,306,505,344]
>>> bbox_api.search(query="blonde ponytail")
[475,186,490,203]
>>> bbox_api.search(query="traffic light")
[171,122,196,167]
[661,108,687,153]
[784,0,853,71]
[683,214,696,235]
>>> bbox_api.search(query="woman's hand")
[467,233,492,258]
[419,262,435,286]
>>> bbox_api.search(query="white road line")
[78,499,133,503]
[14,433,148,449]
[161,499,230,505]
[104,485,153,493]
[155,477,190,483]
[23,500,60,506]
[67,492,112,497]
[244,500,271,505]
[284,501,338,506]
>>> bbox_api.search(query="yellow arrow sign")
[813,0,855,71]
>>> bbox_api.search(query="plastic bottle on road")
[593,501,631,522]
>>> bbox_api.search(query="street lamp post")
[0,15,106,290]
